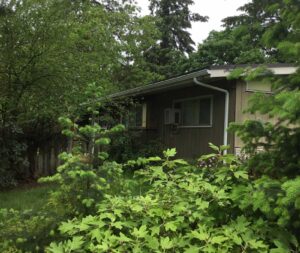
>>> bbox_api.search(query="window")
[246,80,272,93]
[127,103,147,128]
[174,96,212,127]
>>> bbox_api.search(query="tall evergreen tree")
[146,0,207,77]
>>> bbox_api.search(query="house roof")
[110,63,297,98]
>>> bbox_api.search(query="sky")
[137,0,251,46]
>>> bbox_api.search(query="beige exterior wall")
[234,80,276,153]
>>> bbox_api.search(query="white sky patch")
[137,0,251,46]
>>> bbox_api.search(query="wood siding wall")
[143,80,236,158]
[234,80,276,152]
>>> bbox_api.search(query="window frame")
[126,103,147,129]
[172,95,213,128]
[246,80,273,94]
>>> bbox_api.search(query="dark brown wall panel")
[142,80,236,158]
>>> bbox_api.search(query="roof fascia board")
[110,69,209,98]
[208,66,298,78]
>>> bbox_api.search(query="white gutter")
[193,78,230,155]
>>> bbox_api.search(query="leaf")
[163,148,177,158]
[90,228,102,242]
[151,166,167,179]
[185,246,200,253]
[165,221,177,232]
[77,222,90,231]
[99,213,116,222]
[95,137,111,145]
[147,156,162,162]
[210,235,228,244]
[270,249,288,253]
[232,235,242,245]
[69,236,84,251]
[233,170,249,180]
[195,199,210,210]
[161,237,173,250]
[46,242,64,253]
[209,143,220,152]
[97,241,109,251]
[146,236,160,250]
[131,203,144,212]
[174,159,189,165]
[248,239,267,249]
[132,225,148,238]
[220,145,230,152]
[198,154,215,161]
[119,232,132,242]
[227,68,245,80]
[150,225,160,236]
[190,230,209,241]
[59,221,75,234]
[112,221,123,230]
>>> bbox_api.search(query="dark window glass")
[175,97,212,126]
[199,98,211,125]
[135,106,143,127]
[128,105,143,127]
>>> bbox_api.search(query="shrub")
[46,146,299,252]
[0,208,61,252]
[109,130,165,163]
[39,117,126,217]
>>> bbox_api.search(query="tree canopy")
[185,0,299,72]
[0,0,159,183]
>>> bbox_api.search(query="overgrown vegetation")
[0,0,299,252]
[0,0,160,187]
[1,139,300,252]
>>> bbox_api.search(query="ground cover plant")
[0,183,54,210]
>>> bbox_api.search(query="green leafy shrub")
[109,130,165,163]
[45,147,299,253]
[0,123,28,189]
[39,116,125,217]
[0,208,62,252]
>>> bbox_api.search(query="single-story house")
[110,64,297,158]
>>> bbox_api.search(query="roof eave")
[109,69,209,99]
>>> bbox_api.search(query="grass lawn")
[0,183,55,210]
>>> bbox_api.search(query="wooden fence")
[33,134,67,178]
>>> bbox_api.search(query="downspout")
[193,77,229,155]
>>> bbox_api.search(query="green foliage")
[2,139,300,252]
[0,123,27,189]
[225,0,300,179]
[39,115,125,216]
[0,184,54,210]
[109,130,165,163]
[146,0,207,77]
[44,146,299,252]
[0,0,160,184]
[187,0,299,72]
[1,1,300,252]
[0,208,62,252]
